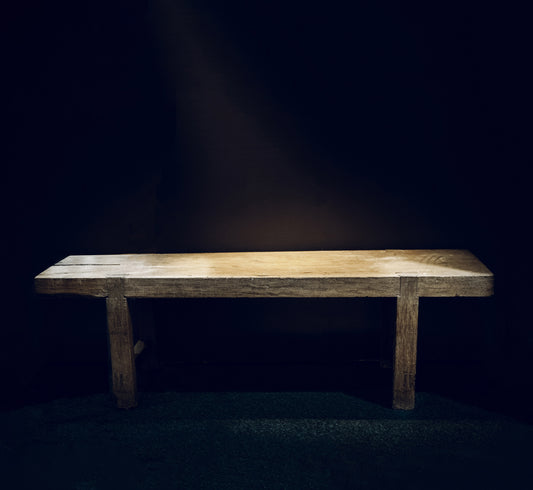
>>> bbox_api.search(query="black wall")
[3,1,531,414]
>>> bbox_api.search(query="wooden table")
[35,250,494,409]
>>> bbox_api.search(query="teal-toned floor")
[1,391,531,489]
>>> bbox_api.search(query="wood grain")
[106,282,137,409]
[34,249,494,410]
[35,250,494,299]
[392,276,420,410]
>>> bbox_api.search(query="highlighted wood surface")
[35,250,493,298]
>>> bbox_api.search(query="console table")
[34,250,494,409]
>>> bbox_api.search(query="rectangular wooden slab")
[35,250,493,298]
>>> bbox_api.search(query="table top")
[35,250,493,298]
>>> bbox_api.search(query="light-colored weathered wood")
[34,249,494,410]
[35,250,493,298]
[106,283,137,409]
[122,276,399,298]
[392,276,420,410]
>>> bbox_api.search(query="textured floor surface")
[1,391,532,489]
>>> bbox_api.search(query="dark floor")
[3,359,532,425]
[1,388,532,490]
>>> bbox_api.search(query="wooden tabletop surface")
[36,250,491,278]
[35,250,493,298]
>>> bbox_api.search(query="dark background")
[2,0,531,418]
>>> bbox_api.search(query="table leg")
[106,291,137,408]
[392,276,419,409]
